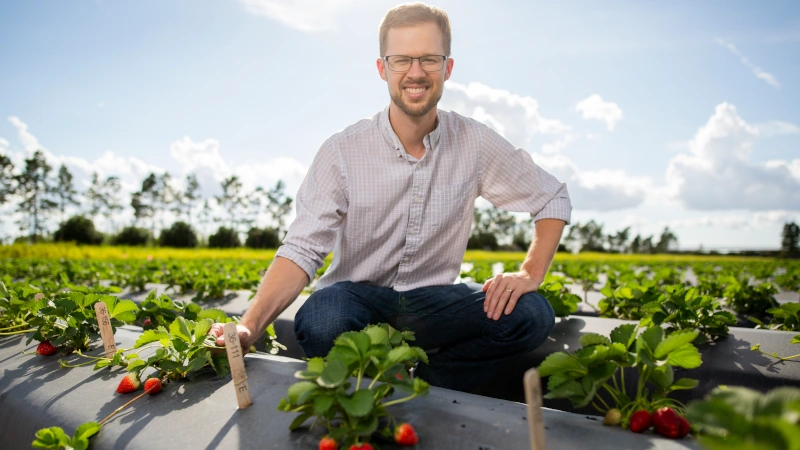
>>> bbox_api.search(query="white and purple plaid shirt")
[275,106,572,292]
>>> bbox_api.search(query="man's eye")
[393,57,411,64]
[421,58,437,64]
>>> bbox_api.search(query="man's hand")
[482,271,542,321]
[209,323,254,355]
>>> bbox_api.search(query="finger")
[503,292,521,316]
[484,274,502,312]
[482,279,492,293]
[492,286,514,320]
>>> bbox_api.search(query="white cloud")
[716,38,781,89]
[441,81,648,211]
[0,137,9,151]
[9,116,46,153]
[754,120,800,137]
[575,94,623,131]
[238,0,360,32]
[666,102,800,210]
[665,210,800,230]
[442,81,570,149]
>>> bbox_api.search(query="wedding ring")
[505,288,513,292]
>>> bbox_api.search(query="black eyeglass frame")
[382,55,449,73]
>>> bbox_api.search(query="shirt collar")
[379,105,443,158]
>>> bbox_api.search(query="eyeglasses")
[383,55,448,73]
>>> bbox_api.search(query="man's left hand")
[482,271,542,321]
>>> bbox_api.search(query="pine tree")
[782,222,800,258]
[55,164,79,226]
[15,150,57,243]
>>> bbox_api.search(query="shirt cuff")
[274,245,319,284]
[532,196,572,225]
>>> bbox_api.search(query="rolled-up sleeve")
[275,138,348,282]
[478,124,572,225]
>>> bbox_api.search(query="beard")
[390,84,443,117]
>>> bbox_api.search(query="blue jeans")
[293,281,555,392]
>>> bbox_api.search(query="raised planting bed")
[0,327,700,449]
[472,316,800,415]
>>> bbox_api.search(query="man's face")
[377,22,454,119]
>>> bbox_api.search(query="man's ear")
[444,57,454,81]
[377,57,388,81]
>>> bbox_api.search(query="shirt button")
[413,196,421,203]
[408,229,418,235]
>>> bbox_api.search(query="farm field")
[2,244,800,449]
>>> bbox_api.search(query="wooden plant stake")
[223,322,252,409]
[93,302,117,358]
[523,368,547,450]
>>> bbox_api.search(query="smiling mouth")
[404,87,428,94]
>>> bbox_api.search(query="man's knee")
[294,282,369,357]
[505,291,555,350]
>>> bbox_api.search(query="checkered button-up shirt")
[275,106,572,292]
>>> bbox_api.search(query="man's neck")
[388,103,438,157]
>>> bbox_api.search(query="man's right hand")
[209,323,254,354]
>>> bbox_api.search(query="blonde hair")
[379,3,452,57]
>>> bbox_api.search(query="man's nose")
[407,58,426,78]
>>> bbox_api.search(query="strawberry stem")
[0,329,36,335]
[98,378,164,426]
[0,322,30,331]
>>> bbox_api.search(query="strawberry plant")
[136,290,203,329]
[642,284,736,342]
[538,325,701,430]
[761,302,800,331]
[537,274,581,317]
[277,323,429,448]
[721,275,779,321]
[685,386,800,450]
[26,293,139,354]
[0,282,37,335]
[598,280,662,320]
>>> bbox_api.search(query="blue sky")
[1,0,798,250]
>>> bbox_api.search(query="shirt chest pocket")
[428,181,474,230]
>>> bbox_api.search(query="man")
[211,3,571,392]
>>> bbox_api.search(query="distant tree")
[156,172,178,231]
[112,226,151,247]
[179,173,201,225]
[607,226,631,253]
[511,217,534,251]
[469,206,516,249]
[577,220,606,252]
[159,221,198,248]
[215,176,245,233]
[54,215,103,245]
[655,227,679,253]
[55,164,79,226]
[265,180,294,238]
[208,226,241,248]
[782,222,800,258]
[0,154,16,243]
[84,172,105,221]
[630,235,642,254]
[197,199,213,245]
[245,227,281,249]
[132,173,158,239]
[15,150,58,243]
[102,176,123,234]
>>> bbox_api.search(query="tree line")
[2,150,797,255]
[0,150,292,248]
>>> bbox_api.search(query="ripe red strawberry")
[348,444,373,450]
[144,378,162,395]
[36,341,57,356]
[142,318,152,328]
[116,373,141,394]
[677,415,691,438]
[652,407,681,438]
[629,410,652,433]
[319,436,338,450]
[394,423,419,445]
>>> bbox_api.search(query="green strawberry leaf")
[579,333,611,347]
[667,344,702,369]
[336,389,374,418]
[655,329,699,359]
[32,427,71,449]
[537,352,584,377]
[317,360,348,388]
